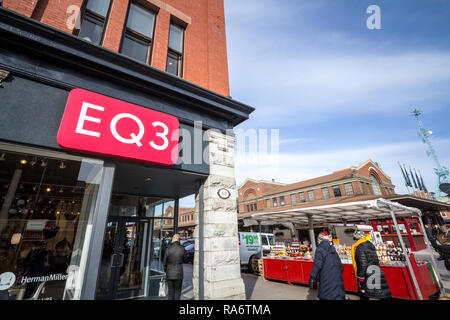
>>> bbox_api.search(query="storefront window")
[95,195,174,299]
[0,147,104,300]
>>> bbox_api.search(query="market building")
[237,159,450,243]
[0,0,253,300]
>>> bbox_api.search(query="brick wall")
[3,0,230,96]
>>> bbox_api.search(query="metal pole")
[416,214,444,295]
[174,198,179,235]
[389,206,423,300]
[308,214,316,255]
[258,221,265,280]
[198,180,204,300]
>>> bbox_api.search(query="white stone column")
[192,129,245,300]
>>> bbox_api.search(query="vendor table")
[263,254,439,300]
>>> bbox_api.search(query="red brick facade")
[3,0,230,96]
[237,160,397,217]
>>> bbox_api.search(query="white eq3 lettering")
[76,102,169,150]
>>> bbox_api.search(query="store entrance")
[96,217,150,300]
[95,194,175,300]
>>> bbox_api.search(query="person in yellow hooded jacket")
[351,231,391,300]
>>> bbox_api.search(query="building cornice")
[0,8,254,128]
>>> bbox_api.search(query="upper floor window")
[266,199,271,208]
[360,182,366,194]
[370,175,382,195]
[246,204,250,212]
[367,183,372,195]
[120,2,156,64]
[77,0,112,45]
[254,203,258,211]
[280,196,286,206]
[307,191,315,201]
[290,194,297,205]
[322,187,330,199]
[344,183,354,196]
[273,197,278,207]
[299,192,306,203]
[166,23,185,76]
[332,185,342,197]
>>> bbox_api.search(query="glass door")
[95,218,149,300]
[95,194,176,300]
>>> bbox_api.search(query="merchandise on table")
[268,242,313,260]
[375,242,408,266]
[334,244,353,264]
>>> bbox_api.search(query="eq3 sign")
[57,89,179,166]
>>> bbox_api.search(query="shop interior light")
[0,153,5,161]
[145,177,152,182]
[11,233,22,245]
[46,187,51,192]
[40,159,47,167]
[59,161,66,169]
[59,188,64,193]
[32,185,37,191]
[20,159,27,165]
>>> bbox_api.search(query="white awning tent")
[243,199,421,226]
[243,198,443,300]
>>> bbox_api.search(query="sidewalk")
[180,264,359,300]
[413,249,450,295]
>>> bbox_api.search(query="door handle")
[118,253,125,268]
[111,253,125,268]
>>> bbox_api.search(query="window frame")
[344,182,354,196]
[307,190,315,201]
[299,192,306,203]
[279,196,286,206]
[119,1,157,65]
[322,187,330,200]
[273,197,278,207]
[290,194,297,205]
[370,175,382,195]
[332,185,342,197]
[74,0,113,46]
[166,21,185,77]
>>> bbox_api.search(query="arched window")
[370,175,382,195]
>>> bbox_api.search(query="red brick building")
[2,0,230,96]
[237,160,450,240]
[237,159,396,217]
[0,0,253,300]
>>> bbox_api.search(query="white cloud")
[230,51,450,127]
[234,138,450,195]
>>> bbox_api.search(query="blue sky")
[180,0,450,207]
[223,0,450,195]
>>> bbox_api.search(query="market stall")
[243,199,442,300]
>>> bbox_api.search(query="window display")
[0,147,104,300]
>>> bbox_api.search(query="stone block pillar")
[192,129,245,300]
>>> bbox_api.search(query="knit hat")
[317,232,330,244]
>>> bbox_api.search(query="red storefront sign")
[57,89,179,166]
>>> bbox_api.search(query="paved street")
[413,250,450,295]
[180,264,359,300]
[180,254,450,300]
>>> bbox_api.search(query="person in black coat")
[308,232,346,300]
[353,231,391,300]
[163,234,185,300]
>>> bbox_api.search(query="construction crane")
[413,109,450,199]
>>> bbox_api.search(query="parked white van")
[239,232,275,272]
